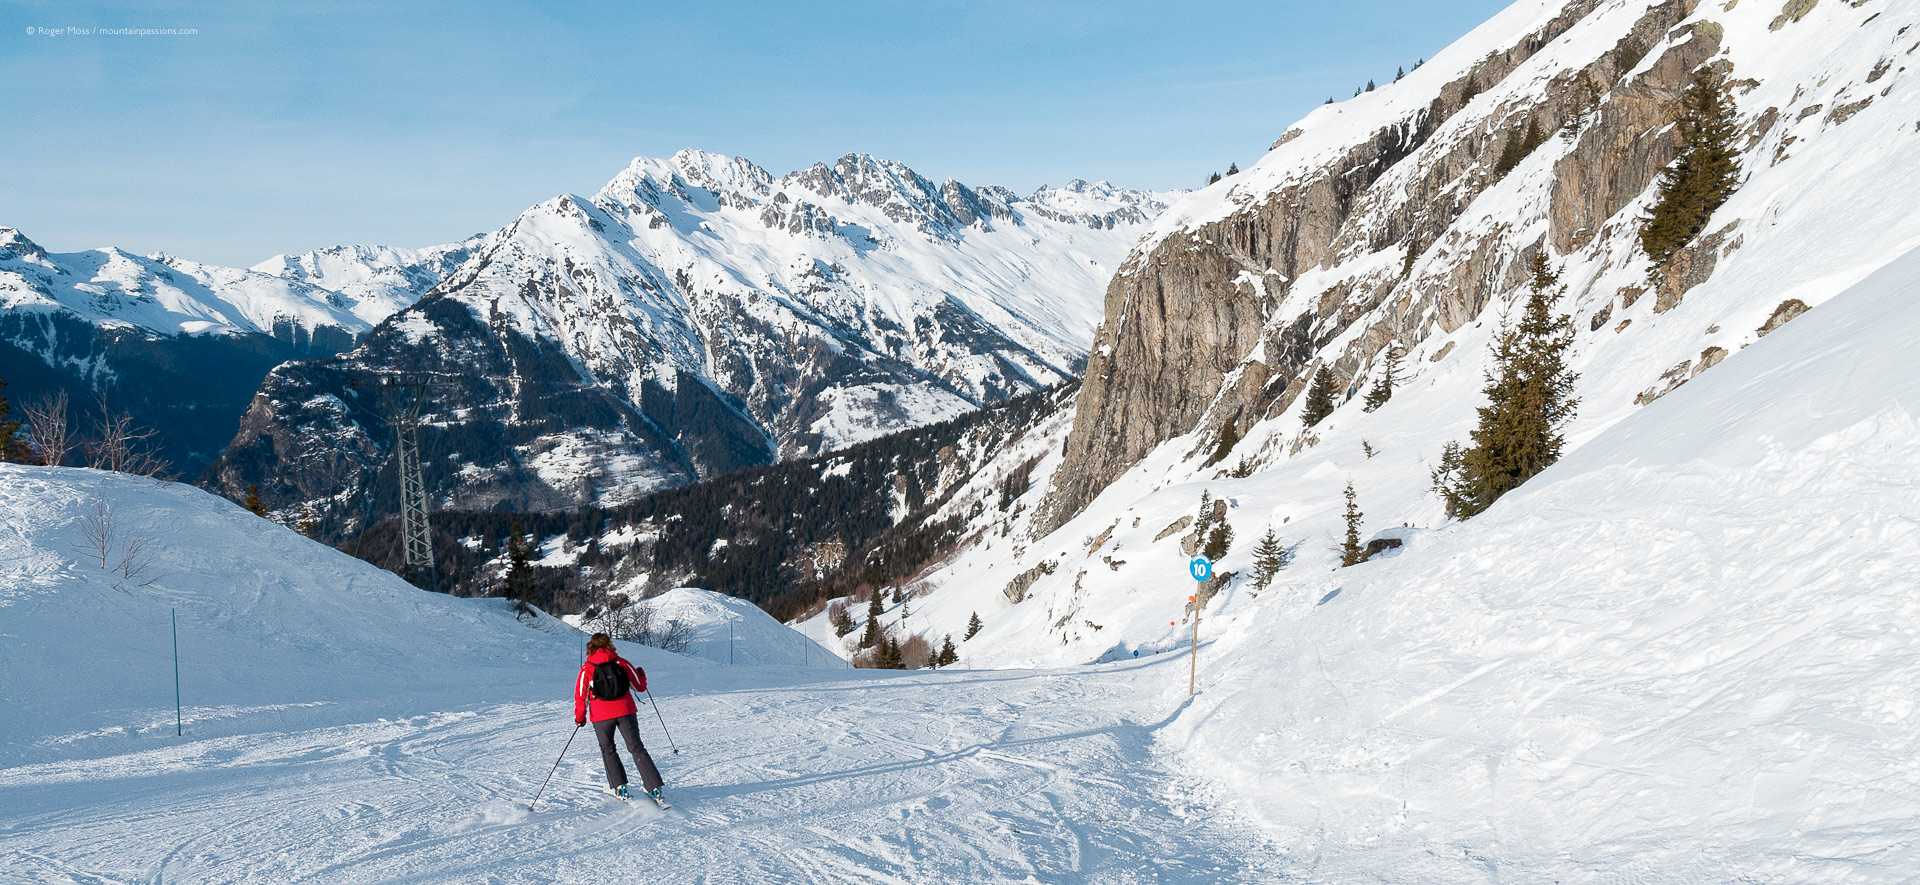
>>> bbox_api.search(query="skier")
[573,632,667,806]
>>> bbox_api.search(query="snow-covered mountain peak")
[250,238,484,326]
[1023,178,1174,229]
[211,148,1170,526]
[0,226,54,266]
[0,229,369,341]
[592,149,1174,246]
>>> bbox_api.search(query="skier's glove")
[576,718,586,727]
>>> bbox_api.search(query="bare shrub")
[73,498,115,570]
[588,593,693,654]
[23,391,74,467]
[898,634,932,670]
[70,498,161,592]
[86,399,168,478]
[115,532,160,590]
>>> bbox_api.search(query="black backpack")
[590,659,630,701]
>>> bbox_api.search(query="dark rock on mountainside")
[0,310,352,476]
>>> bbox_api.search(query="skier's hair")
[586,632,614,654]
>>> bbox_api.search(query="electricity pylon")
[353,373,452,591]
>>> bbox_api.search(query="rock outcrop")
[1041,0,1724,532]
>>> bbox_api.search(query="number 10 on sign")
[1187,556,1211,695]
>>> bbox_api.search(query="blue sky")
[1,0,1511,266]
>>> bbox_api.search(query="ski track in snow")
[0,658,1281,884]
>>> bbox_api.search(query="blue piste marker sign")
[1189,555,1212,583]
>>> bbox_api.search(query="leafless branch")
[85,397,169,478]
[72,498,115,571]
[23,391,73,467]
[587,592,693,654]
[68,497,162,592]
[115,531,161,590]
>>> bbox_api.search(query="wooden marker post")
[1188,556,1212,696]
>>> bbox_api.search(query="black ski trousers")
[592,712,663,792]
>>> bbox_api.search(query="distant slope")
[344,382,1073,619]
[628,587,848,668]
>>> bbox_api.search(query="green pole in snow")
[172,607,182,736]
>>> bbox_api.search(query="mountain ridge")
[196,149,1169,539]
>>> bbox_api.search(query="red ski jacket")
[574,648,646,723]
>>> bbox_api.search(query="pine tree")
[874,636,902,669]
[965,611,983,640]
[1203,521,1233,562]
[1460,71,1482,103]
[1562,78,1600,138]
[1492,117,1543,178]
[1251,527,1291,590]
[860,591,885,649]
[1640,65,1741,264]
[1208,171,1222,185]
[832,603,856,637]
[1205,422,1240,466]
[504,521,536,604]
[1362,345,1403,412]
[937,634,959,667]
[1432,255,1580,518]
[1430,441,1470,519]
[1301,367,1337,428]
[0,378,26,463]
[1396,66,1405,82]
[1193,489,1215,542]
[297,505,319,538]
[1226,162,1240,176]
[243,484,268,517]
[891,584,904,605]
[1339,481,1366,567]
[1365,79,1376,92]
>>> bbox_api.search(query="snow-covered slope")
[781,0,1920,875]
[789,179,1920,885]
[1146,238,1920,882]
[633,587,847,668]
[0,465,600,765]
[0,465,1274,881]
[206,151,1169,536]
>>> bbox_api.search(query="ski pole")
[529,724,581,811]
[645,688,679,754]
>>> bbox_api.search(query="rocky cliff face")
[1042,0,1771,530]
[205,151,1169,536]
